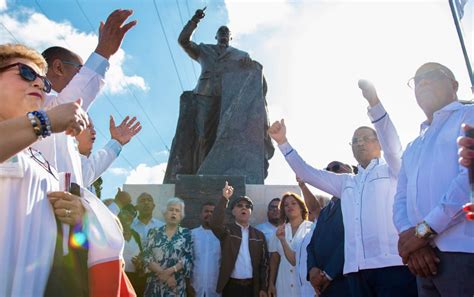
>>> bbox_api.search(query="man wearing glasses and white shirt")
[268,80,417,297]
[394,62,474,297]
[191,202,222,297]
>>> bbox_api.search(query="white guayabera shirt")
[279,103,405,274]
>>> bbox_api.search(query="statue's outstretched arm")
[178,8,205,60]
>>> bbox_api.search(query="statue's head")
[215,26,231,46]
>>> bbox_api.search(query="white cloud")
[0,0,6,12]
[108,167,129,176]
[224,1,473,188]
[0,8,147,94]
[125,163,167,184]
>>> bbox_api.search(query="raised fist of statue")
[193,7,206,21]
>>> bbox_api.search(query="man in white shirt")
[34,9,136,186]
[210,182,268,297]
[394,62,474,297]
[191,202,221,297]
[76,115,141,190]
[131,192,165,245]
[268,80,417,297]
[256,198,280,243]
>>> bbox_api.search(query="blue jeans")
[347,265,417,297]
[417,249,474,297]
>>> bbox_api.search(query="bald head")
[42,46,83,92]
[413,62,458,123]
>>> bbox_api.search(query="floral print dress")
[143,225,193,297]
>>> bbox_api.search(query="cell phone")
[69,182,81,197]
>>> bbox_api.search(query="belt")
[228,278,253,286]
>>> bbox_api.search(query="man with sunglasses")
[393,63,474,296]
[210,182,268,297]
[269,80,417,297]
[32,9,136,187]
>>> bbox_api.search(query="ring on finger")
[65,208,72,217]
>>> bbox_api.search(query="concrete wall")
[123,184,301,225]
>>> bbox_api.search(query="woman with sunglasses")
[0,43,89,296]
[268,192,313,297]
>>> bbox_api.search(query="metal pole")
[449,0,474,94]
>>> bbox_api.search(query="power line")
[0,22,19,43]
[73,0,169,163]
[152,0,185,91]
[35,0,72,49]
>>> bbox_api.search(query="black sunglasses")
[0,62,52,93]
[28,147,58,180]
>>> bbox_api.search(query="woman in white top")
[0,43,88,297]
[268,192,314,297]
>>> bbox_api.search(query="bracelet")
[31,110,52,138]
[26,112,42,138]
[173,265,177,273]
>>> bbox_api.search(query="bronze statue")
[164,8,274,184]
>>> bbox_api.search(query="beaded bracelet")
[26,112,42,138]
[32,110,52,138]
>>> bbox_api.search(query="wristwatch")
[415,221,437,239]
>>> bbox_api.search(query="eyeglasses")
[28,147,58,180]
[0,63,52,93]
[349,136,378,146]
[268,205,279,211]
[61,60,83,69]
[407,68,452,89]
[236,203,252,209]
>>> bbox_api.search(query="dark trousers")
[222,279,253,297]
[417,249,474,297]
[347,266,417,297]
[320,277,352,297]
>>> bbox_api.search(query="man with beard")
[256,198,280,243]
[191,202,221,297]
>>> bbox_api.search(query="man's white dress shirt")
[131,217,165,246]
[231,223,253,279]
[256,221,277,244]
[191,226,221,297]
[279,103,404,274]
[394,101,474,252]
[81,139,122,187]
[32,52,109,186]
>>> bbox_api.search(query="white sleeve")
[81,139,122,187]
[368,102,403,178]
[43,52,109,111]
[278,142,347,198]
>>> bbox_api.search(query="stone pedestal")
[124,181,300,229]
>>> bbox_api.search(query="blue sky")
[1,0,473,199]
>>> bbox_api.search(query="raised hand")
[358,79,380,107]
[193,7,206,21]
[268,119,288,145]
[95,9,137,59]
[47,99,89,136]
[222,181,234,200]
[276,225,285,241]
[109,115,142,145]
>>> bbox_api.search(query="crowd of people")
[0,6,473,297]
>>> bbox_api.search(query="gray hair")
[162,197,185,218]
